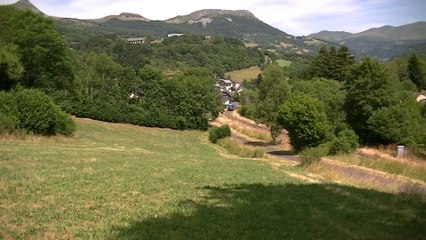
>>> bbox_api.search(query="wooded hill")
[310,22,426,59]
[10,0,327,56]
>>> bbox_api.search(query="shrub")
[209,125,231,143]
[54,107,76,136]
[0,89,76,136]
[15,89,58,135]
[300,144,329,167]
[329,129,359,155]
[218,137,265,158]
[0,114,17,135]
[278,94,331,151]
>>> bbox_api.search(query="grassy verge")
[329,154,426,182]
[217,137,265,158]
[0,118,425,239]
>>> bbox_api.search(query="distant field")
[276,59,292,67]
[0,118,425,239]
[225,66,262,82]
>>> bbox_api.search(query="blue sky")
[1,0,425,35]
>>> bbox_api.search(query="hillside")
[8,0,326,55]
[310,21,426,59]
[1,117,425,239]
[10,0,43,15]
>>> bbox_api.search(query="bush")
[209,125,231,143]
[54,107,76,136]
[217,137,265,158]
[0,89,76,136]
[329,129,359,155]
[0,114,17,135]
[300,144,329,167]
[15,89,58,135]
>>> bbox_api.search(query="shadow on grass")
[110,183,425,240]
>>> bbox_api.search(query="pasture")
[0,118,424,239]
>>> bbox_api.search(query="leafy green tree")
[344,57,423,145]
[291,78,347,133]
[0,43,24,90]
[408,54,426,90]
[0,6,73,90]
[278,94,331,151]
[310,45,355,82]
[367,97,425,145]
[256,64,290,143]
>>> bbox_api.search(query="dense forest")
[240,45,426,159]
[1,6,426,159]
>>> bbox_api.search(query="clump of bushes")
[218,137,265,158]
[299,144,330,167]
[299,129,359,166]
[209,125,231,143]
[0,89,75,136]
[328,129,359,155]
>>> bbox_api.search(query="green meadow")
[0,118,425,239]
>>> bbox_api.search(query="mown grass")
[1,118,425,239]
[225,66,262,82]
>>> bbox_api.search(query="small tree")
[278,94,331,151]
[256,64,290,143]
[408,54,426,90]
[209,125,231,143]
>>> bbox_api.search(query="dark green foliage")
[344,57,400,143]
[407,54,426,90]
[0,43,24,90]
[0,6,73,90]
[329,129,359,155]
[66,56,221,130]
[300,144,330,166]
[309,45,355,82]
[0,114,17,135]
[291,78,347,133]
[256,64,290,143]
[278,94,331,151]
[15,89,58,135]
[0,89,76,136]
[209,125,231,143]
[54,107,76,136]
[367,100,425,146]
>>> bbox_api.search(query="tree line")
[241,45,426,160]
[3,6,256,134]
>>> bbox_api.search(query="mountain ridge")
[8,0,426,58]
[310,21,426,58]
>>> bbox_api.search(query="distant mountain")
[310,22,426,59]
[166,9,256,24]
[91,12,151,23]
[11,0,44,15]
[310,31,353,43]
[6,0,328,55]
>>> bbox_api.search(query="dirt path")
[216,110,426,197]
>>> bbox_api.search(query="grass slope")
[225,66,262,82]
[0,118,425,239]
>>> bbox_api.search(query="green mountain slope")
[310,22,426,59]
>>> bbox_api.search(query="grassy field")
[1,118,425,239]
[276,59,292,67]
[225,67,262,82]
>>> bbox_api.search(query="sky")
[1,0,426,35]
